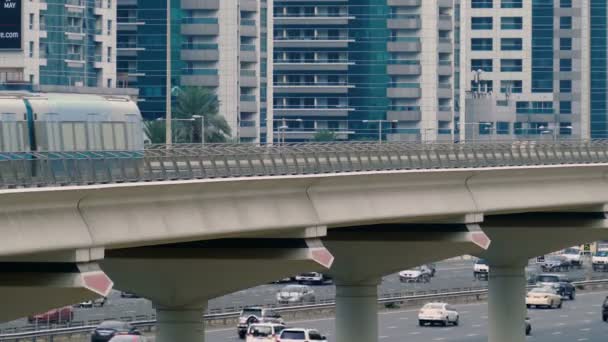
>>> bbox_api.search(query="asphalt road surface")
[1,258,604,332]
[205,290,608,342]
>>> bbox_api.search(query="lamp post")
[157,117,196,144]
[192,115,205,146]
[362,119,398,143]
[272,118,303,145]
[165,0,172,146]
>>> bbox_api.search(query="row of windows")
[471,37,573,51]
[471,58,574,72]
[470,79,573,93]
[476,122,573,136]
[471,38,522,51]
[471,0,572,9]
[472,16,572,30]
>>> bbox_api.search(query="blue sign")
[0,0,22,50]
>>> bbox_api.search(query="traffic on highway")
[3,247,608,342]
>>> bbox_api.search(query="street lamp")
[362,119,398,143]
[157,117,196,144]
[272,118,303,145]
[192,115,205,146]
[165,0,172,146]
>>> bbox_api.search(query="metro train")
[0,92,144,153]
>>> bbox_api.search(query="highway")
[0,258,602,332]
[206,291,608,342]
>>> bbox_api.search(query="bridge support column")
[156,306,205,342]
[335,281,379,342]
[487,265,526,342]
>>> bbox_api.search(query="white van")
[246,323,286,342]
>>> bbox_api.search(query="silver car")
[276,285,315,305]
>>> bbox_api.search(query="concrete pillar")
[156,306,205,342]
[335,281,379,342]
[488,266,526,342]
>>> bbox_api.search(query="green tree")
[174,87,232,143]
[312,130,337,142]
[143,120,166,144]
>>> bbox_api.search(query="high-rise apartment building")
[272,0,456,142]
[117,0,273,143]
[460,0,608,140]
[0,0,117,89]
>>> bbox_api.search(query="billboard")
[0,0,22,50]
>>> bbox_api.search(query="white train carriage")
[0,96,30,152]
[0,92,143,153]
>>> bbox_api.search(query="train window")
[102,123,115,150]
[62,123,75,151]
[87,114,102,151]
[114,123,126,150]
[44,114,61,151]
[74,123,86,151]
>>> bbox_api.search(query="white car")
[399,266,431,283]
[276,285,315,305]
[246,323,286,342]
[279,328,327,342]
[561,247,583,267]
[294,272,331,285]
[593,251,608,271]
[526,287,562,309]
[418,302,459,326]
[473,259,489,279]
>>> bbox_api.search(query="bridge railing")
[2,140,608,189]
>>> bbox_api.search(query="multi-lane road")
[0,258,605,336]
[206,291,608,342]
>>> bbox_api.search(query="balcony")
[387,106,422,121]
[274,36,353,49]
[64,53,85,68]
[240,95,258,113]
[387,63,421,75]
[274,59,353,71]
[387,84,421,98]
[181,18,219,36]
[65,26,85,40]
[239,120,258,139]
[274,13,354,26]
[181,44,219,61]
[274,82,352,94]
[387,15,421,30]
[388,0,421,5]
[274,105,352,118]
[65,0,85,13]
[387,37,421,53]
[181,0,219,10]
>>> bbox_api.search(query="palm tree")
[174,87,232,143]
[312,130,337,142]
[143,120,166,144]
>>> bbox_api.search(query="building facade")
[117,0,273,143]
[272,0,456,142]
[460,0,597,140]
[0,0,117,89]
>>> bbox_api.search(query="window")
[501,17,523,30]
[500,80,522,93]
[560,38,572,50]
[107,20,112,35]
[28,41,34,58]
[560,16,572,29]
[501,38,522,51]
[560,0,572,8]
[501,0,522,8]
[471,38,493,51]
[472,0,493,8]
[29,13,34,29]
[471,59,493,72]
[472,17,493,30]
[501,59,522,72]
[560,59,572,71]
[560,80,572,93]
[471,80,493,92]
[309,331,324,341]
[560,101,572,114]
[496,122,510,134]
[560,122,573,135]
